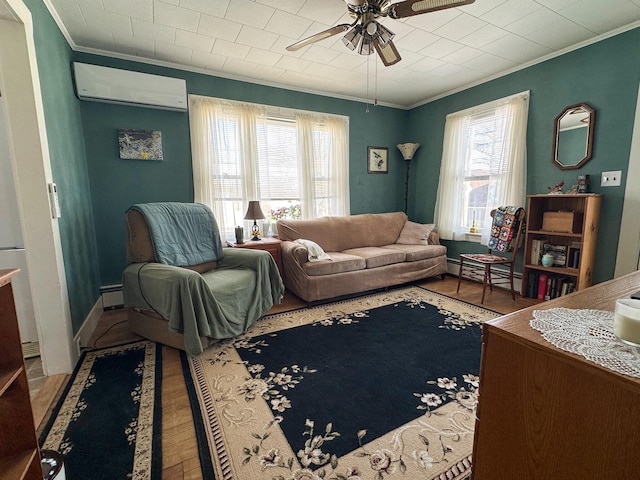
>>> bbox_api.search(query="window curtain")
[434,91,529,244]
[190,95,349,236]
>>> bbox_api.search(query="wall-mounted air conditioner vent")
[73,62,187,112]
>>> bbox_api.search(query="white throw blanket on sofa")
[294,239,331,262]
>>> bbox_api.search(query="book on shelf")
[537,273,548,300]
[530,239,544,265]
[568,247,581,269]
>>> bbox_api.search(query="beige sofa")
[276,212,447,302]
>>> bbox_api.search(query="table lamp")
[244,201,266,241]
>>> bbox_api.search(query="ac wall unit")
[73,62,187,112]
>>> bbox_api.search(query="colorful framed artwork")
[367,146,388,173]
[118,129,163,161]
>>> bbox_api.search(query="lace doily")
[530,308,640,378]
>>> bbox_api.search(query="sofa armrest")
[281,240,310,266]
[428,231,441,245]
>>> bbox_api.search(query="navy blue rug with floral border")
[183,286,498,480]
[40,340,162,480]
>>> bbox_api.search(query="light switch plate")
[601,170,622,187]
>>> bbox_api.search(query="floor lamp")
[397,143,420,214]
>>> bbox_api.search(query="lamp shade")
[244,201,266,220]
[397,143,420,160]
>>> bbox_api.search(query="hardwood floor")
[34,275,538,479]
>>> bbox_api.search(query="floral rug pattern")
[185,287,496,480]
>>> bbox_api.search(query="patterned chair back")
[487,206,526,254]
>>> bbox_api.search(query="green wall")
[407,27,640,284]
[73,53,409,285]
[23,0,640,334]
[25,0,101,333]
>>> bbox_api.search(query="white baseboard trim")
[446,258,523,295]
[74,297,103,356]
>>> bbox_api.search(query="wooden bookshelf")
[521,194,601,301]
[0,269,42,480]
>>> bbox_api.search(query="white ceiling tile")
[433,13,486,41]
[482,33,551,62]
[256,0,305,15]
[222,57,258,77]
[154,41,194,64]
[225,0,275,29]
[418,37,463,60]
[253,63,286,82]
[175,29,215,52]
[274,55,312,73]
[212,38,251,59]
[265,9,312,38]
[481,0,542,28]
[462,0,509,17]
[191,49,227,70]
[236,25,279,50]
[80,4,133,37]
[154,0,200,32]
[411,56,446,73]
[406,8,461,32]
[559,0,640,33]
[440,45,484,66]
[179,0,230,17]
[396,29,439,53]
[521,18,594,49]
[304,62,339,80]
[504,8,567,36]
[462,52,518,73]
[329,51,366,71]
[132,18,176,43]
[245,47,282,67]
[459,23,508,48]
[113,34,155,57]
[535,0,583,9]
[197,14,241,41]
[299,44,340,64]
[296,0,346,26]
[103,0,153,22]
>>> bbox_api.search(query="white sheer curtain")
[434,91,529,245]
[189,95,349,236]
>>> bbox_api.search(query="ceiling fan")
[286,0,475,67]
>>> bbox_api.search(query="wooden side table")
[226,237,283,278]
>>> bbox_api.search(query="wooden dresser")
[472,270,640,480]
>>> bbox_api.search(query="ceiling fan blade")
[388,0,475,19]
[374,39,401,66]
[286,24,351,51]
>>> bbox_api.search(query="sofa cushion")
[381,244,447,262]
[342,247,406,268]
[396,221,435,245]
[303,252,366,276]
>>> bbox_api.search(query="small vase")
[541,253,554,267]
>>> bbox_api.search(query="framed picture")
[118,129,163,161]
[367,146,388,173]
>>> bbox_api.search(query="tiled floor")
[26,356,46,399]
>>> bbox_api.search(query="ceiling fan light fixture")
[342,25,363,51]
[376,23,395,48]
[359,34,375,55]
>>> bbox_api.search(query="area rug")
[183,286,498,480]
[40,340,162,480]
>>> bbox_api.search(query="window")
[434,91,529,244]
[189,96,350,238]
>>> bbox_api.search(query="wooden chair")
[457,206,526,304]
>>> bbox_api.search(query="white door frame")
[615,81,640,277]
[0,0,75,374]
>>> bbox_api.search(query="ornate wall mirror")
[552,103,595,170]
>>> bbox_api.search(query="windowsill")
[464,233,482,243]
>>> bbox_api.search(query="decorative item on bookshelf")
[541,253,554,267]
